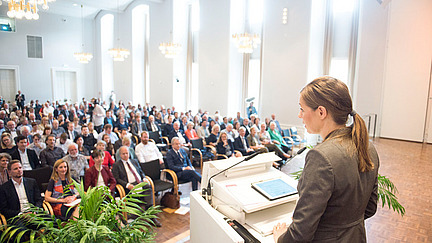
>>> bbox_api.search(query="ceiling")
[40,0,152,19]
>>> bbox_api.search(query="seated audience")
[206,124,220,147]
[114,129,129,152]
[52,120,65,138]
[115,115,129,132]
[81,125,97,152]
[20,126,33,144]
[185,122,199,140]
[166,137,202,191]
[169,121,191,152]
[84,150,116,195]
[268,121,290,154]
[258,123,291,160]
[0,132,17,155]
[11,135,40,170]
[6,120,18,140]
[216,131,242,159]
[146,115,160,133]
[62,143,88,182]
[233,122,241,138]
[28,133,46,157]
[56,133,73,154]
[115,137,136,161]
[41,126,52,143]
[221,123,235,143]
[112,146,161,227]
[40,134,65,167]
[88,122,99,138]
[74,135,90,158]
[131,114,147,138]
[102,133,115,156]
[233,127,255,156]
[0,153,11,185]
[97,124,118,143]
[88,141,115,168]
[44,159,79,221]
[66,122,79,141]
[246,127,269,154]
[135,131,164,164]
[0,160,43,221]
[197,120,210,139]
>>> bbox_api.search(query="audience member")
[62,143,88,182]
[56,133,73,154]
[11,135,40,170]
[166,137,201,191]
[28,133,46,157]
[185,122,199,140]
[0,133,16,155]
[74,135,90,158]
[0,153,11,185]
[97,124,119,143]
[88,141,115,168]
[84,150,116,195]
[131,114,147,138]
[40,134,65,167]
[216,131,242,159]
[146,115,160,133]
[233,127,255,156]
[81,125,96,152]
[135,131,163,164]
[268,121,290,154]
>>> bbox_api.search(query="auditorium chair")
[140,159,178,206]
[190,138,215,168]
[148,131,169,152]
[0,213,6,226]
[24,166,52,193]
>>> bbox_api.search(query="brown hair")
[300,76,373,172]
[51,159,73,182]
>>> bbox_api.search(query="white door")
[53,70,77,103]
[0,69,17,104]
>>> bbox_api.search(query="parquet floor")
[154,138,432,243]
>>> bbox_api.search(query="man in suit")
[131,115,147,139]
[146,115,160,133]
[166,137,201,191]
[15,90,25,111]
[111,146,161,227]
[233,127,255,156]
[0,160,43,220]
[11,135,40,170]
[169,121,191,153]
[81,125,96,152]
[66,122,79,141]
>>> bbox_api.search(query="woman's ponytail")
[351,112,374,172]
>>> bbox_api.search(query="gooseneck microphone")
[203,150,263,205]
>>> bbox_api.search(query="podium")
[191,152,304,242]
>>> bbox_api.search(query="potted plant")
[1,181,160,242]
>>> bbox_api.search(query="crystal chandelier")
[159,42,181,58]
[3,0,54,20]
[232,32,261,54]
[74,5,93,64]
[108,0,130,62]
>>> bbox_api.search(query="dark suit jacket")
[111,159,145,191]
[0,178,43,219]
[162,123,173,137]
[216,140,235,156]
[146,121,160,132]
[11,148,40,169]
[131,121,147,137]
[165,148,193,173]
[84,165,117,193]
[168,130,190,144]
[82,134,97,151]
[66,130,79,140]
[233,136,250,155]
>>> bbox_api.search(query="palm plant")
[1,181,160,242]
[290,168,405,216]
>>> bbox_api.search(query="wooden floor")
[153,138,432,243]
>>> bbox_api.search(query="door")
[0,68,17,104]
[52,69,77,103]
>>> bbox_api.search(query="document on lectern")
[251,178,298,201]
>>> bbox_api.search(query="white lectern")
[191,152,304,242]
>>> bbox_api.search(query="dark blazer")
[146,121,160,132]
[84,165,117,193]
[0,178,43,219]
[216,140,235,156]
[241,125,250,138]
[168,130,190,144]
[233,136,250,155]
[111,159,145,191]
[82,134,97,151]
[131,121,147,137]
[278,130,380,242]
[162,123,173,137]
[66,130,79,140]
[11,148,40,169]
[165,148,193,173]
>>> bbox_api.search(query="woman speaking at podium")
[273,77,379,242]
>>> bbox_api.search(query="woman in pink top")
[185,122,199,140]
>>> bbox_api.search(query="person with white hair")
[62,143,88,181]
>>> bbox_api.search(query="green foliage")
[1,181,161,243]
[291,169,405,216]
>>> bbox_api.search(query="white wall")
[260,0,312,127]
[0,5,96,103]
[380,0,432,142]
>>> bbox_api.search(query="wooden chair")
[148,131,169,151]
[115,184,127,220]
[190,138,215,168]
[140,160,178,206]
[0,213,7,226]
[216,154,228,160]
[42,201,54,216]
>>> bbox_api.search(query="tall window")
[132,5,150,105]
[100,14,114,101]
[188,1,200,113]
[228,0,263,117]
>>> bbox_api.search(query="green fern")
[0,180,161,242]
[291,170,405,216]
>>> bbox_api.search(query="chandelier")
[109,0,130,62]
[108,48,130,61]
[159,42,181,58]
[74,5,93,64]
[3,0,54,20]
[232,32,261,54]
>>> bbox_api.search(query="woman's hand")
[64,196,76,204]
[273,222,287,242]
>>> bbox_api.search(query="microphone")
[203,150,264,205]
